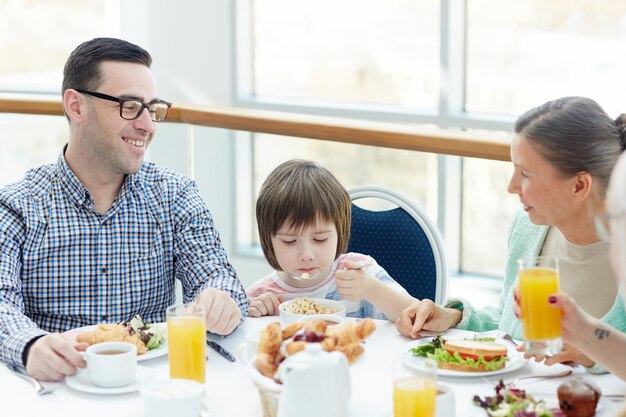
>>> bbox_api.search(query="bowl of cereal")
[278,297,346,325]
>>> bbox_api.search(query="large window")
[236,0,626,278]
[0,0,120,183]
[466,0,626,117]
[252,0,439,110]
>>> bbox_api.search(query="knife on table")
[206,340,236,362]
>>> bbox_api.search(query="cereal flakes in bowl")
[278,297,346,325]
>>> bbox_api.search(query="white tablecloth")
[2,317,625,417]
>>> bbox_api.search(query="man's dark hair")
[62,37,152,95]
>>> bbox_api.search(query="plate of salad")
[471,380,567,417]
[402,334,527,378]
[65,315,167,362]
[470,379,612,417]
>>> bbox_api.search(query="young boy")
[247,159,414,321]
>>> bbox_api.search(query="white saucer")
[66,365,154,394]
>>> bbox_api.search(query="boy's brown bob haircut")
[256,159,351,271]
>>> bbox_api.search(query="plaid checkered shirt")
[0,152,249,368]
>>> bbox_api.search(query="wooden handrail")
[0,95,511,161]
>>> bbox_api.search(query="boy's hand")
[249,293,282,317]
[335,260,373,301]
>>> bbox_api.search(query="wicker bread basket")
[246,357,283,417]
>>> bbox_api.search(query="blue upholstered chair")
[347,186,448,303]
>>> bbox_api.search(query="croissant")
[320,336,336,352]
[256,352,278,378]
[254,318,376,380]
[326,319,376,346]
[258,321,282,355]
[123,333,148,355]
[335,342,365,364]
[92,323,127,344]
[282,322,304,339]
[285,340,307,356]
[76,323,147,352]
[302,319,327,334]
[76,332,95,345]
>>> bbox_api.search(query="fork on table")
[482,368,573,387]
[6,363,56,396]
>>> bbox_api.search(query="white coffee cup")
[141,378,205,417]
[436,381,456,417]
[237,328,263,362]
[83,341,137,387]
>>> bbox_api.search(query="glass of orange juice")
[393,356,437,417]
[166,303,206,383]
[518,256,562,356]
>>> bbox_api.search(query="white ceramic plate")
[128,408,213,417]
[64,323,168,362]
[128,410,213,417]
[401,336,527,378]
[469,391,611,417]
[66,365,155,395]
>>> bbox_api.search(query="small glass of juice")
[393,356,437,417]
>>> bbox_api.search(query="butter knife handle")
[206,340,236,362]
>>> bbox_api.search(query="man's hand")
[335,260,374,301]
[395,299,462,338]
[249,293,282,317]
[195,287,242,335]
[25,334,87,381]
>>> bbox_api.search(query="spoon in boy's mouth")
[285,271,321,281]
[285,261,372,281]
[284,266,334,281]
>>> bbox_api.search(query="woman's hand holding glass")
[513,286,595,367]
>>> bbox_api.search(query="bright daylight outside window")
[249,0,440,246]
[0,0,120,185]
[253,0,439,108]
[466,0,626,117]
[247,0,626,278]
[462,0,626,275]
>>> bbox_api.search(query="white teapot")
[277,343,351,417]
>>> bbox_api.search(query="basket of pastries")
[246,318,376,417]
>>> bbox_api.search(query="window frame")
[232,0,517,277]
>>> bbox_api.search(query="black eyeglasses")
[75,89,172,122]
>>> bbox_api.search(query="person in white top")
[247,159,414,321]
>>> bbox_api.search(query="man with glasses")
[0,38,249,381]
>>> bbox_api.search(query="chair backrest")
[347,186,448,304]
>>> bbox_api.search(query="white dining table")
[2,317,625,417]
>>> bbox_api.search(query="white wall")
[120,0,269,288]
